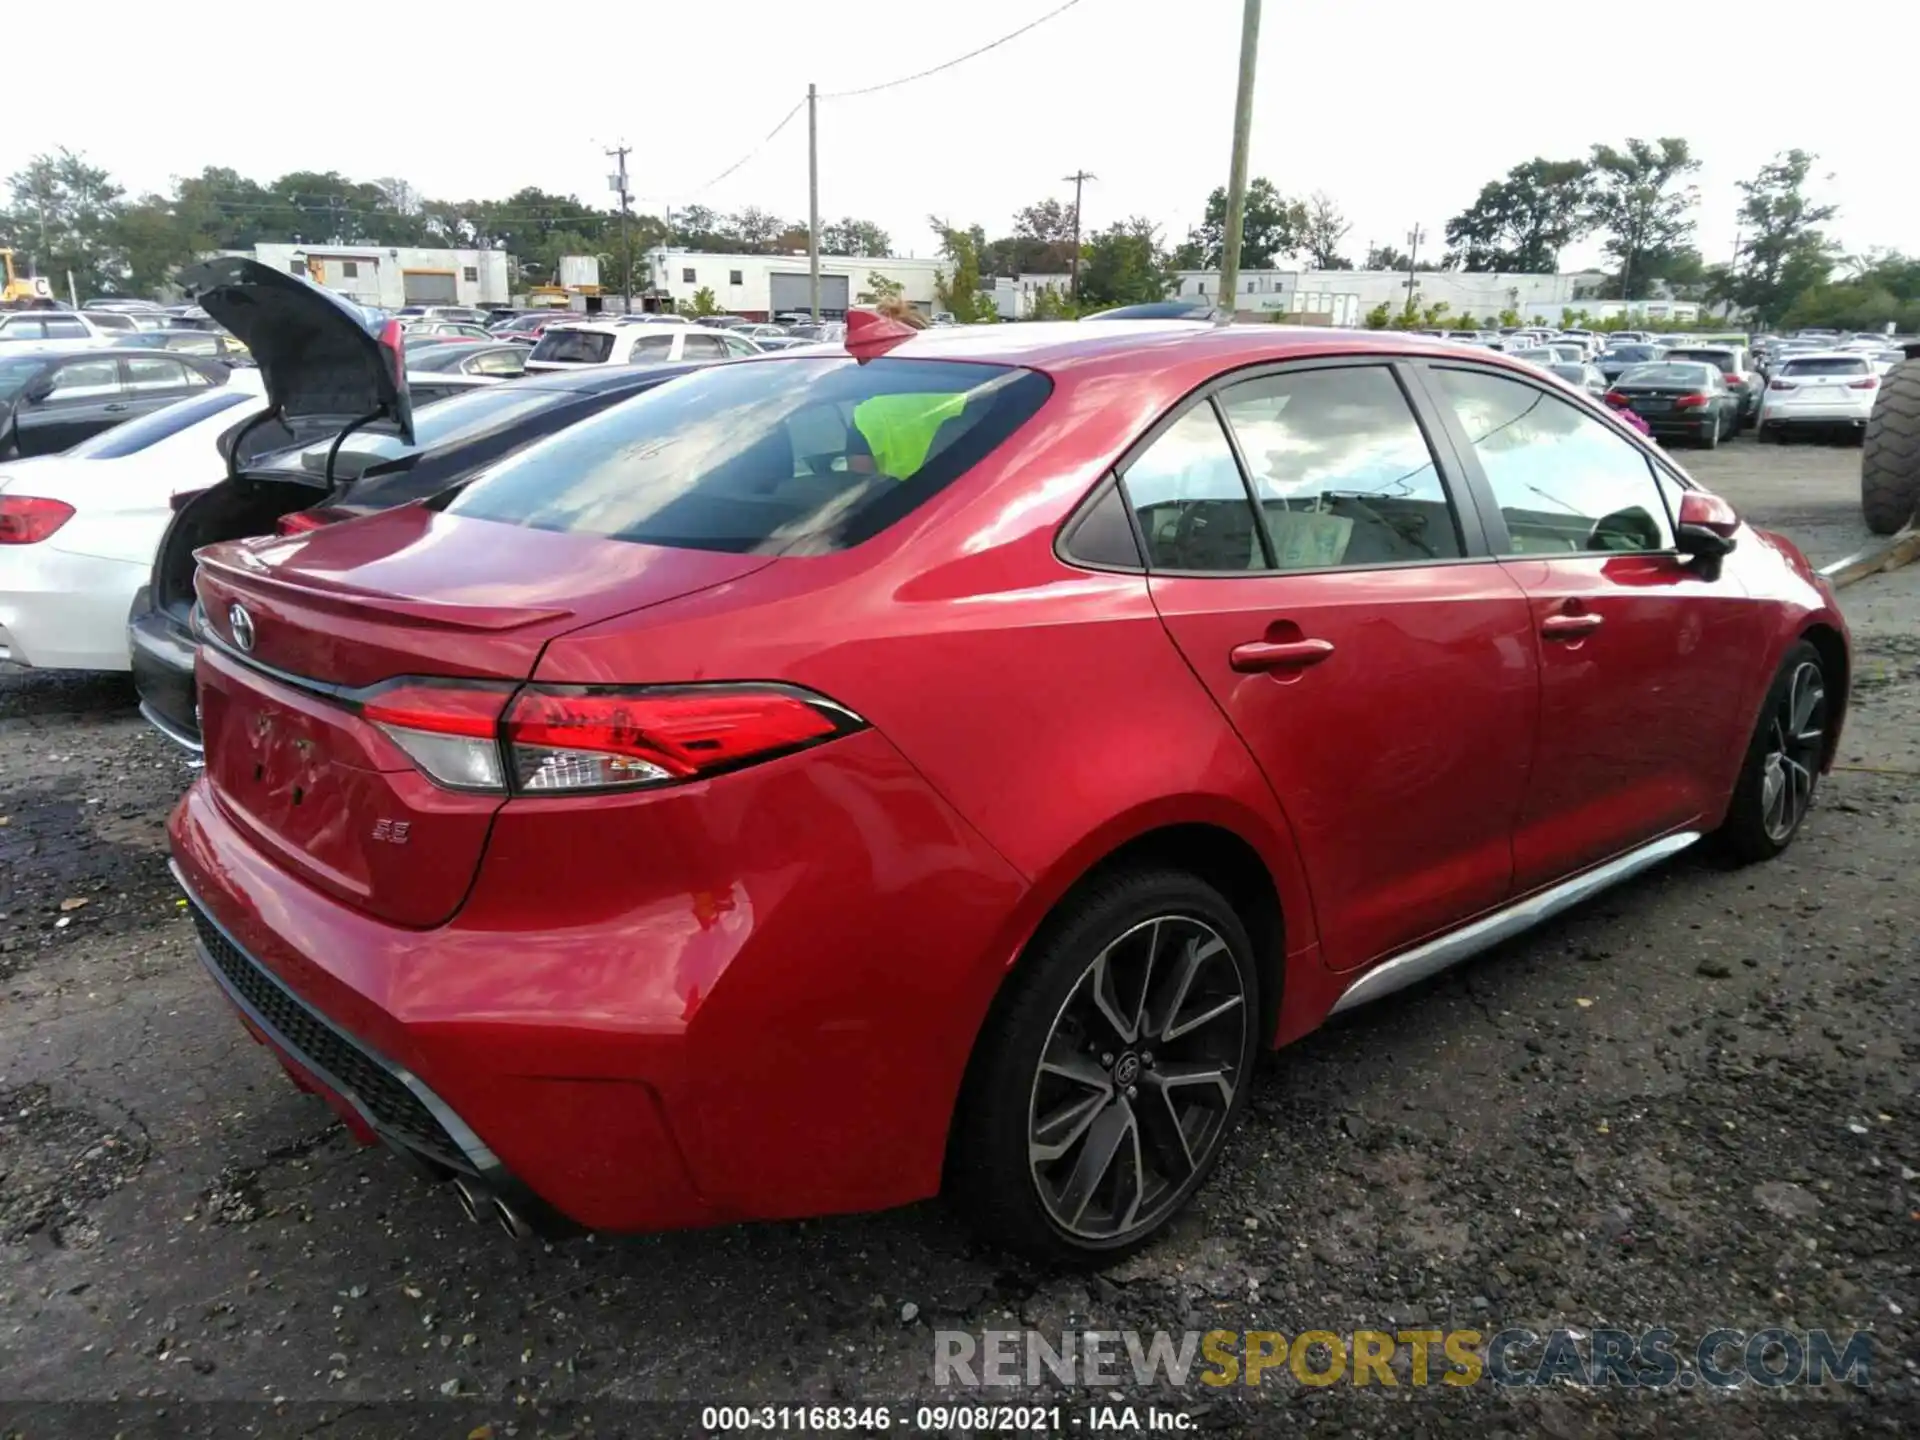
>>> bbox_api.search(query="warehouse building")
[241,243,514,309]
[1173,267,1618,323]
[645,249,949,320]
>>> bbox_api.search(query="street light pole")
[808,82,821,321]
[1217,0,1262,319]
[1405,224,1425,318]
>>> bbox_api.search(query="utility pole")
[606,142,633,311]
[1405,224,1425,316]
[807,83,821,321]
[1062,170,1094,297]
[1217,0,1263,319]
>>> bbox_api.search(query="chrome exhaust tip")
[451,1177,484,1225]
[492,1196,532,1240]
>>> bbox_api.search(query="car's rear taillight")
[276,509,341,536]
[504,685,861,793]
[1849,376,1878,390]
[1603,390,1628,407]
[0,496,75,544]
[1770,378,1797,391]
[350,679,861,794]
[361,681,516,791]
[1675,393,1711,410]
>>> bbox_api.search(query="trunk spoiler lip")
[193,546,572,633]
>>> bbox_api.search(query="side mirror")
[22,376,53,404]
[1675,489,1739,558]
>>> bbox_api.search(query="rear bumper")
[128,595,202,750]
[0,546,146,672]
[167,726,1030,1232]
[1760,411,1870,430]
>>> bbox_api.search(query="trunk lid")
[181,255,414,459]
[191,507,774,925]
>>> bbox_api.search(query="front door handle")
[102,403,129,413]
[1541,613,1604,640]
[1230,637,1335,673]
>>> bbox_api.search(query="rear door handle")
[102,403,129,413]
[1541,613,1604,640]
[1229,638,1335,673]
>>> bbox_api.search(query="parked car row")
[0,261,1854,1266]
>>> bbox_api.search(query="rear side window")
[68,387,251,458]
[1781,356,1869,377]
[530,329,615,364]
[1123,406,1264,573]
[1217,366,1463,567]
[445,358,1051,554]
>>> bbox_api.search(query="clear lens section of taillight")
[504,684,860,793]
[360,681,515,791]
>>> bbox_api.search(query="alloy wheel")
[1760,661,1826,843]
[1027,915,1247,1243]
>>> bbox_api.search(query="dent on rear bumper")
[168,726,1031,1231]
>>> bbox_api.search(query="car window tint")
[1780,356,1869,377]
[1217,366,1463,569]
[680,334,728,360]
[631,333,676,357]
[162,332,219,355]
[126,356,206,390]
[471,347,526,376]
[48,359,121,396]
[529,329,615,364]
[43,319,88,339]
[443,356,1051,555]
[1122,404,1263,573]
[1433,368,1674,556]
[68,388,252,458]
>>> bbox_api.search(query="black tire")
[1862,358,1920,535]
[1717,641,1829,864]
[946,867,1261,1265]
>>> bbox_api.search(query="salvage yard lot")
[2,440,1916,1435]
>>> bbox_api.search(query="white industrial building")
[1174,267,1618,324]
[645,249,952,320]
[241,243,515,309]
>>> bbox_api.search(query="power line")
[676,95,807,201]
[819,0,1086,99]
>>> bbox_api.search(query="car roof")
[1777,350,1871,363]
[505,360,708,395]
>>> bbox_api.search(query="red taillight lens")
[1770,378,1797,391]
[1675,393,1711,410]
[275,509,342,536]
[504,685,859,793]
[0,496,75,544]
[1603,390,1629,407]
[1849,376,1878,390]
[361,681,515,791]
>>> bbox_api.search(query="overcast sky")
[25,0,1907,275]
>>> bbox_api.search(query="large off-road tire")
[1861,357,1920,535]
[946,867,1260,1265]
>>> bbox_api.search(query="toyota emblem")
[228,603,256,652]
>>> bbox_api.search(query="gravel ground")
[1,437,1916,1438]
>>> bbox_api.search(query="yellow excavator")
[0,250,54,304]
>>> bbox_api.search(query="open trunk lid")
[190,506,774,926]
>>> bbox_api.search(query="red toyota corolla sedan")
[169,314,1849,1262]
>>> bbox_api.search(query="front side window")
[48,359,121,397]
[1432,367,1674,555]
[1122,405,1264,573]
[1217,366,1463,568]
[126,356,207,390]
[443,356,1052,555]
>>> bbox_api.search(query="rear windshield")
[256,384,568,479]
[1664,349,1736,372]
[1621,363,1716,386]
[1781,356,1869,377]
[443,356,1053,555]
[68,388,254,458]
[1600,346,1661,362]
[530,329,615,364]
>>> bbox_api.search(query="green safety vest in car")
[852,392,968,479]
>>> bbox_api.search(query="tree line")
[3,143,1907,330]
